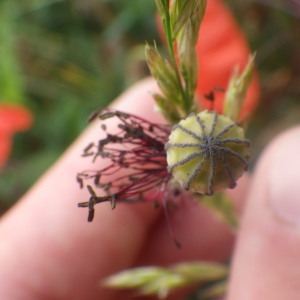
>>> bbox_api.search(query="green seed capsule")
[166,110,249,195]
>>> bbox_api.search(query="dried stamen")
[77,109,172,221]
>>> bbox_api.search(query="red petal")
[0,104,33,169]
[0,104,33,134]
[196,0,260,117]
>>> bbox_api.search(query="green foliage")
[103,261,228,299]
[0,0,158,212]
[147,0,207,123]
[223,54,255,122]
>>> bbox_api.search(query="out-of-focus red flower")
[196,0,260,119]
[0,104,32,169]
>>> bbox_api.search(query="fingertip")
[228,126,300,299]
[136,173,249,267]
[0,78,164,300]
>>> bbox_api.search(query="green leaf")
[155,0,169,17]
[103,266,166,288]
[103,262,228,299]
[172,261,228,282]
[223,54,256,121]
[196,280,227,300]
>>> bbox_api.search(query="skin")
[0,78,242,300]
[0,77,299,300]
[227,126,300,300]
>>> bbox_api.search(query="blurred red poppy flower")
[196,0,260,119]
[0,104,32,169]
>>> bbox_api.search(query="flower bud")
[166,110,249,195]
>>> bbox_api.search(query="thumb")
[227,126,300,300]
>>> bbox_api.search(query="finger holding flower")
[0,1,260,300]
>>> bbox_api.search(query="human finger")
[136,175,249,266]
[109,176,249,300]
[227,127,300,299]
[0,78,165,300]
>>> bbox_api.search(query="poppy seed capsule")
[165,110,249,195]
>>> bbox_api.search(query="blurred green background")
[0,0,299,215]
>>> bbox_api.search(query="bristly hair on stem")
[77,109,175,222]
[146,0,207,123]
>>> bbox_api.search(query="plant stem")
[161,3,191,115]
